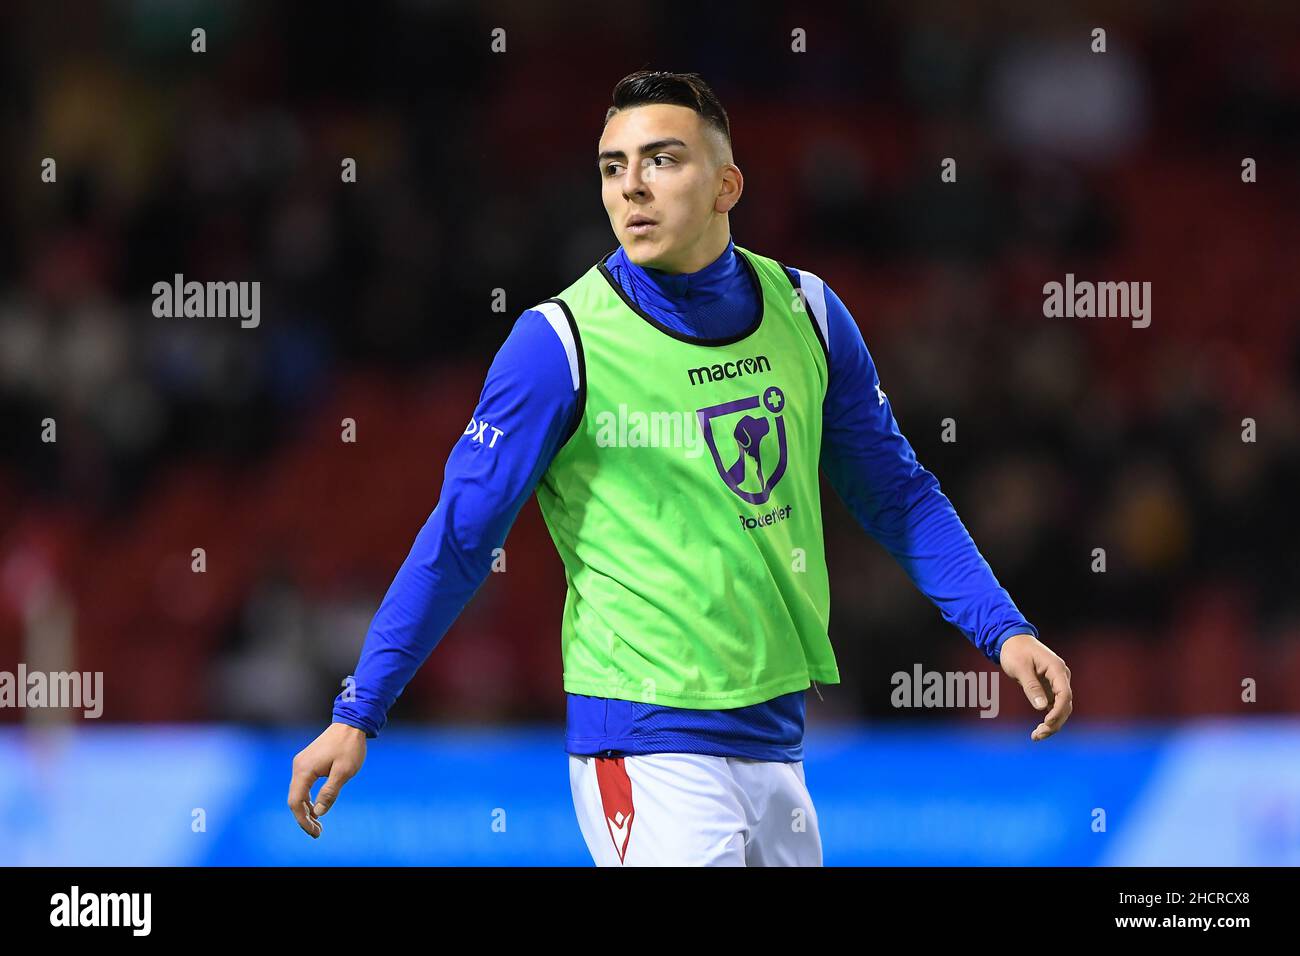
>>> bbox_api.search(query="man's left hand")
[999,633,1073,741]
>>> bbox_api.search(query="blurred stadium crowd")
[1,1,1297,732]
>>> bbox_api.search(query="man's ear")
[715,164,743,214]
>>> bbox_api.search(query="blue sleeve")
[812,277,1038,663]
[331,308,579,736]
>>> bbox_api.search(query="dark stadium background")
[0,0,1297,865]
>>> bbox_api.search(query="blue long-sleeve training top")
[332,236,1038,760]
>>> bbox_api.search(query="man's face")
[598,104,728,272]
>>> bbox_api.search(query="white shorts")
[568,752,823,866]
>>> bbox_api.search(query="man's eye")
[650,155,675,167]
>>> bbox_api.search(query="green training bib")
[534,244,840,707]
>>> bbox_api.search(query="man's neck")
[603,233,756,339]
[615,235,738,306]
[632,224,731,275]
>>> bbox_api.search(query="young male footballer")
[288,70,1074,865]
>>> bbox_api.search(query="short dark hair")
[605,71,732,158]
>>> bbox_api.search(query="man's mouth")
[626,216,658,235]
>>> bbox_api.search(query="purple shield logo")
[697,386,789,504]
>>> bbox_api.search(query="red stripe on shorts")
[594,756,635,863]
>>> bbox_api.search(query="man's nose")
[621,162,651,201]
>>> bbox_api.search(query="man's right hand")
[288,722,368,838]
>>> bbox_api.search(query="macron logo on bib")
[687,354,772,386]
